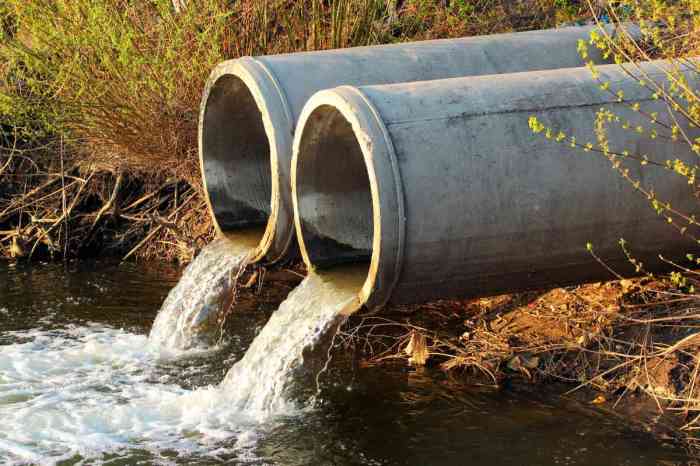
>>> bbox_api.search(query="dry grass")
[337,274,700,450]
[0,136,212,261]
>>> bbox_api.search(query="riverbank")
[335,274,700,454]
[3,0,699,458]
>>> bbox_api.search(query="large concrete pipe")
[292,60,700,311]
[199,25,632,262]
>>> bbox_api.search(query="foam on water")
[221,267,365,416]
[1,233,367,463]
[0,258,694,466]
[149,236,256,350]
[0,325,261,465]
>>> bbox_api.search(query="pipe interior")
[296,105,374,271]
[201,74,272,237]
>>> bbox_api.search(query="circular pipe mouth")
[292,87,405,311]
[198,59,294,262]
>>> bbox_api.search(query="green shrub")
[0,0,398,182]
[531,0,700,257]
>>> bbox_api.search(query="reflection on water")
[0,260,694,465]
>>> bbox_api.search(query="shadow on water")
[0,260,695,465]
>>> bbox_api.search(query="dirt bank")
[332,274,700,453]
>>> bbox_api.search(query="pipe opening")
[296,105,374,273]
[201,74,271,239]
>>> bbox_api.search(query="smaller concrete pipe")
[199,25,631,262]
[292,59,700,311]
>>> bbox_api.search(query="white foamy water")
[0,325,259,465]
[0,245,366,464]
[221,267,365,416]
[149,237,256,350]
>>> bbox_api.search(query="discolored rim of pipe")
[198,57,295,262]
[292,86,406,311]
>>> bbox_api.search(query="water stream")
[0,260,695,465]
[149,234,259,351]
[148,233,366,418]
[220,266,365,416]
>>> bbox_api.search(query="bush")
[529,0,700,443]
[0,0,397,259]
[0,0,237,182]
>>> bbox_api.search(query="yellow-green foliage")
[1,0,235,180]
[530,0,700,277]
[527,4,700,435]
[0,0,399,260]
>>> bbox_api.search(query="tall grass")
[0,0,397,259]
[1,0,235,182]
[0,0,399,185]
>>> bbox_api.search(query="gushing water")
[149,236,256,350]
[0,242,368,463]
[147,231,367,416]
[220,267,365,416]
[0,325,261,464]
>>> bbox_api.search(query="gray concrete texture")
[292,59,700,310]
[199,24,630,262]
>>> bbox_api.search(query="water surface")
[0,260,693,465]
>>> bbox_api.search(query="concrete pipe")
[292,60,700,311]
[199,24,632,262]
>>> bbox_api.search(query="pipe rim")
[198,57,295,262]
[292,86,405,310]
